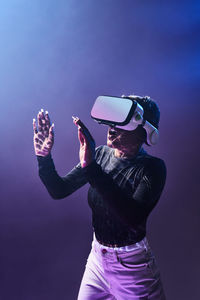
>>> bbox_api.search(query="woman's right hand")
[33,109,54,157]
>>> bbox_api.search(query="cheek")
[120,133,136,146]
[119,133,130,142]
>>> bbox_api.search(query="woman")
[33,95,166,300]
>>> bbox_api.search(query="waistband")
[93,233,149,253]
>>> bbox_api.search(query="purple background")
[0,1,199,299]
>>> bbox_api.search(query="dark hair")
[127,95,160,129]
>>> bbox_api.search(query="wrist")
[81,159,94,168]
[36,152,51,160]
[35,150,51,157]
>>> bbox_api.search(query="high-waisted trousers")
[77,234,166,300]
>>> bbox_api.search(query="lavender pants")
[77,235,166,300]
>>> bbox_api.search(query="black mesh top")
[37,145,166,247]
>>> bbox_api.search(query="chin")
[107,139,118,149]
[107,140,112,147]
[107,139,113,148]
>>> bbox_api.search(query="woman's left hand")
[73,117,96,168]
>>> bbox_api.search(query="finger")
[46,140,53,146]
[33,118,38,134]
[43,111,51,137]
[44,110,51,128]
[43,128,49,138]
[40,108,46,126]
[48,123,54,142]
[73,116,86,145]
[37,109,46,132]
[37,111,43,132]
[72,116,78,124]
[74,117,94,143]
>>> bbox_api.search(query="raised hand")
[72,116,96,168]
[33,109,54,157]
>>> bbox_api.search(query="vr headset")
[91,95,159,146]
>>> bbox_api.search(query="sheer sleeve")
[37,154,88,199]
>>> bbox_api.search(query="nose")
[109,127,117,133]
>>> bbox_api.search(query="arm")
[33,110,88,199]
[37,154,88,199]
[83,158,166,228]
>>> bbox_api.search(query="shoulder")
[145,155,166,170]
[138,153,167,178]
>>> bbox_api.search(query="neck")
[114,144,142,159]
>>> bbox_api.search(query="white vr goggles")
[91,95,159,146]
